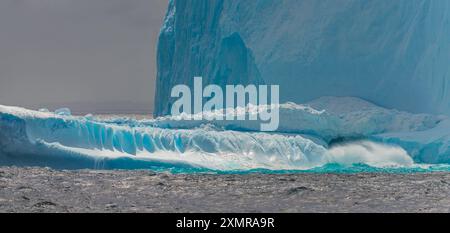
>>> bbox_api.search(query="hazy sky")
[0,0,168,113]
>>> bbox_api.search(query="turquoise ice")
[155,0,450,117]
[2,97,450,173]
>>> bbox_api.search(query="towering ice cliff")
[155,0,450,117]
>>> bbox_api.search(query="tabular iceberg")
[155,0,450,117]
[2,97,450,172]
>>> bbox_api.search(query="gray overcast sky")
[0,0,167,114]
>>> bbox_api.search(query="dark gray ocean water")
[1,167,449,213]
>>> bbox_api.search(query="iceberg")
[1,97,450,171]
[2,0,450,173]
[155,0,450,117]
[373,119,450,164]
[151,97,443,143]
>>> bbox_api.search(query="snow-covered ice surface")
[2,97,450,173]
